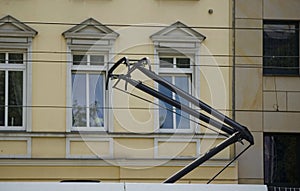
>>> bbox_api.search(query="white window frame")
[0,15,37,132]
[0,51,27,131]
[63,18,119,133]
[70,52,108,131]
[151,22,204,133]
[158,56,194,132]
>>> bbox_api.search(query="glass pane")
[0,53,5,64]
[89,74,104,127]
[159,76,173,129]
[8,53,23,64]
[264,134,300,187]
[176,58,190,68]
[175,76,190,129]
[159,57,173,68]
[263,22,299,75]
[72,73,87,127]
[73,55,87,65]
[90,55,104,65]
[0,71,5,126]
[8,71,23,126]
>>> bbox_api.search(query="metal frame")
[106,57,254,183]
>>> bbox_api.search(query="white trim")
[154,138,200,159]
[152,39,202,133]
[26,43,33,132]
[0,137,31,158]
[0,132,225,139]
[66,47,72,133]
[154,55,196,133]
[0,51,28,131]
[66,47,114,133]
[70,68,106,130]
[106,47,114,133]
[66,137,113,159]
[0,158,236,167]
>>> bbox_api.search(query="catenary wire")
[2,59,300,70]
[1,105,300,113]
[113,86,230,138]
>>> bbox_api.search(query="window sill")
[0,127,26,132]
[71,127,107,132]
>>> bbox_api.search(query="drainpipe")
[232,0,236,120]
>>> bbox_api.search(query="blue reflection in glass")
[72,73,87,127]
[89,74,104,127]
[175,76,190,129]
[158,76,173,129]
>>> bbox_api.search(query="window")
[263,21,299,75]
[63,18,119,132]
[151,21,205,132]
[158,56,192,130]
[71,53,106,130]
[0,15,37,131]
[264,133,300,188]
[0,52,25,129]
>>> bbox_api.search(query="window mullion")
[87,54,90,66]
[172,76,176,129]
[4,70,8,127]
[86,73,90,128]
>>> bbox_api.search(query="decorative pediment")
[151,21,206,43]
[0,15,37,37]
[63,18,119,40]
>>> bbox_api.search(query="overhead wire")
[0,21,299,112]
[113,85,230,138]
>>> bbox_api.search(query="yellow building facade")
[7,0,300,186]
[0,0,236,183]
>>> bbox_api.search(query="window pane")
[90,55,104,66]
[8,71,23,126]
[89,74,104,127]
[264,134,300,187]
[73,55,87,65]
[176,58,190,68]
[72,73,87,127]
[8,53,23,64]
[175,76,190,129]
[159,76,173,129]
[0,71,5,126]
[0,53,5,64]
[263,22,299,75]
[160,57,173,68]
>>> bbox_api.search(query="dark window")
[159,57,173,68]
[90,55,104,66]
[176,58,190,68]
[263,21,299,75]
[264,133,300,188]
[73,55,87,65]
[8,53,23,64]
[0,53,5,64]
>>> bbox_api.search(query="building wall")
[0,0,237,183]
[235,0,300,185]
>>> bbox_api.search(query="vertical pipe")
[232,0,236,120]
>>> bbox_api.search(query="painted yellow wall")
[0,0,235,183]
[32,138,65,158]
[0,164,237,182]
[0,140,28,156]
